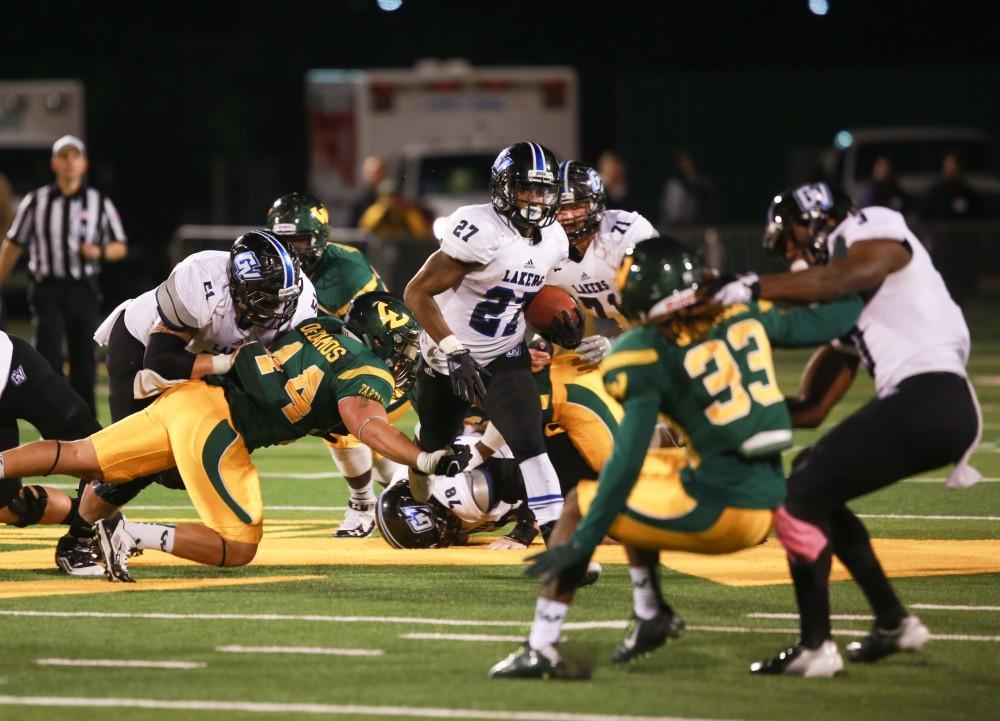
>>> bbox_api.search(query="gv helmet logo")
[234,251,263,280]
[402,505,435,534]
[793,183,833,213]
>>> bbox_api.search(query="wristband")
[210,353,235,375]
[438,335,465,356]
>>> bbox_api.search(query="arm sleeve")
[6,193,35,245]
[755,296,863,348]
[436,209,499,265]
[143,330,196,380]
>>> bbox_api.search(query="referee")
[0,135,127,413]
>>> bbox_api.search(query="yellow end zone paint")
[0,575,323,600]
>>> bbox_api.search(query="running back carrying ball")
[524,286,582,337]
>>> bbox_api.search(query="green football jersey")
[309,243,386,319]
[207,316,395,450]
[601,296,862,509]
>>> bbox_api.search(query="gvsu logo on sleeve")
[402,505,435,534]
[234,251,263,281]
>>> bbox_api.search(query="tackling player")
[0,293,460,582]
[712,183,982,675]
[489,236,862,679]
[266,193,406,539]
[404,142,582,538]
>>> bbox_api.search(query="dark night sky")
[4,0,1000,298]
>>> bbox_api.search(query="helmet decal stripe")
[559,160,571,194]
[259,230,296,289]
[529,141,545,171]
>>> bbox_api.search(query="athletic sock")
[518,453,563,526]
[122,520,175,553]
[629,566,661,620]
[348,480,376,506]
[528,598,568,651]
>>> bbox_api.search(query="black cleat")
[750,640,844,677]
[846,615,930,663]
[54,534,104,577]
[612,608,685,664]
[489,643,562,679]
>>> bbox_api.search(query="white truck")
[306,60,578,224]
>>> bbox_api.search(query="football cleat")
[489,643,563,680]
[577,561,603,588]
[94,515,141,583]
[846,615,930,663]
[54,534,104,577]
[333,499,376,538]
[612,608,686,664]
[750,640,844,677]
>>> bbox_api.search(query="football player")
[404,142,582,538]
[0,293,460,582]
[266,193,404,539]
[489,236,862,679]
[712,183,982,676]
[50,229,318,575]
[0,330,102,572]
[546,160,656,365]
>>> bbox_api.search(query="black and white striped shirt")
[6,184,127,281]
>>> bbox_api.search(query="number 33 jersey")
[547,209,655,326]
[421,204,568,372]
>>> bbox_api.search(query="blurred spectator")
[921,151,985,306]
[858,156,911,216]
[357,179,432,240]
[0,175,13,238]
[597,150,637,211]
[660,147,716,228]
[349,155,387,227]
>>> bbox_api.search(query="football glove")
[446,349,490,405]
[524,540,593,586]
[576,334,612,366]
[710,273,760,306]
[547,309,584,350]
[415,446,469,477]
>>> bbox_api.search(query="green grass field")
[0,302,997,721]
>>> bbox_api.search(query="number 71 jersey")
[422,203,569,371]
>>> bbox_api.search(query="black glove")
[446,349,490,404]
[524,541,593,585]
[435,443,472,476]
[547,309,583,350]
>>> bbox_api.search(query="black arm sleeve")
[143,331,197,381]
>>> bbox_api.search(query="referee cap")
[52,135,86,157]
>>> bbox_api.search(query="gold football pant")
[577,448,773,554]
[90,381,263,544]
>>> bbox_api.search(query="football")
[524,285,581,333]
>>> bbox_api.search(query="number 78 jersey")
[421,204,569,371]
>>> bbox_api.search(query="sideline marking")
[217,645,383,657]
[0,695,759,721]
[34,659,203,669]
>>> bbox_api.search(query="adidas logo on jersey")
[524,259,535,268]
[581,272,590,280]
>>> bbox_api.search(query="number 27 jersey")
[421,204,568,371]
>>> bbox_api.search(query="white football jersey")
[420,204,569,372]
[0,331,13,397]
[827,207,970,397]
[547,209,655,325]
[104,251,317,354]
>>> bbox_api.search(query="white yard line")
[912,603,1000,612]
[856,513,1000,521]
[0,695,759,721]
[217,645,382,656]
[33,659,203,669]
[747,613,872,621]
[400,633,525,643]
[259,472,343,479]
[903,477,1000,484]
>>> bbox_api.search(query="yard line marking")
[0,695,762,721]
[401,633,524,643]
[217,645,382,657]
[904,477,1000,484]
[4,610,997,642]
[259,471,343,479]
[747,613,872,621]
[857,513,1000,521]
[33,659,204,669]
[121,505,347,512]
[912,603,1000,612]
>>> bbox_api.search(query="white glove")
[712,273,760,306]
[415,448,451,475]
[576,335,612,366]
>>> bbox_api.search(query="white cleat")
[333,500,376,538]
[750,640,844,677]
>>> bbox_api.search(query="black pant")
[786,372,979,645]
[0,334,101,503]
[91,312,184,506]
[414,344,547,463]
[27,277,100,414]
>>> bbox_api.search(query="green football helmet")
[265,192,330,272]
[615,236,706,324]
[343,291,422,395]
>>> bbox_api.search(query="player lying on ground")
[267,192,407,538]
[489,236,862,679]
[0,294,462,581]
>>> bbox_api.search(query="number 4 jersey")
[420,204,569,372]
[206,316,395,450]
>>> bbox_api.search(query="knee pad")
[328,445,373,479]
[773,506,828,563]
[0,478,23,507]
[154,467,186,491]
[6,485,49,528]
